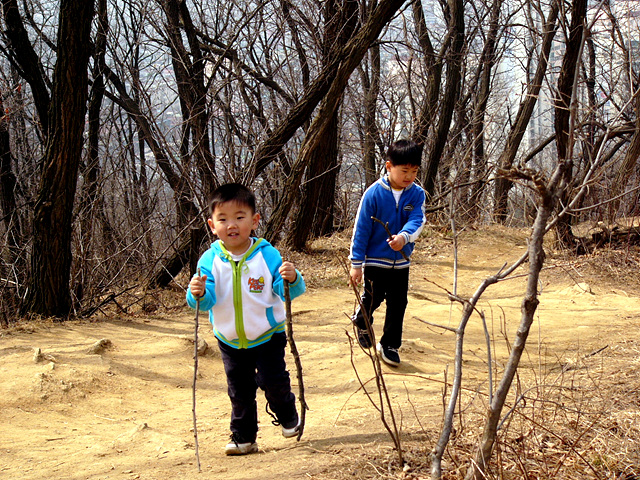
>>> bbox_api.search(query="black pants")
[218,332,297,442]
[353,266,409,349]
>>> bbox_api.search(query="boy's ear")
[385,160,392,171]
[207,218,217,236]
[252,212,260,230]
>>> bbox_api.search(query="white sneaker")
[225,433,258,455]
[281,418,300,438]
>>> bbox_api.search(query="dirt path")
[2,227,640,479]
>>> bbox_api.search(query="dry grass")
[311,338,640,480]
[289,226,640,480]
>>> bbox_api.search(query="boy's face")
[386,161,419,190]
[208,201,260,255]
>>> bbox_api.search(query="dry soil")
[2,226,639,479]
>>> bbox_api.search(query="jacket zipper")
[222,239,263,349]
[230,258,247,348]
[393,188,401,268]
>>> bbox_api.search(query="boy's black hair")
[208,183,256,215]
[386,139,423,167]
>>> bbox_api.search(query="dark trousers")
[218,332,297,442]
[353,266,409,349]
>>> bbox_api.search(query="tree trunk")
[103,64,203,286]
[608,90,640,218]
[411,0,442,147]
[422,0,464,198]
[167,0,218,197]
[286,111,341,250]
[465,0,502,222]
[251,0,405,181]
[553,0,587,247]
[1,0,51,135]
[23,0,95,318]
[362,41,381,187]
[147,226,208,289]
[0,94,21,266]
[284,0,357,250]
[77,0,108,304]
[263,0,407,244]
[493,1,559,222]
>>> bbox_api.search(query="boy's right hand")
[349,267,362,287]
[189,274,207,298]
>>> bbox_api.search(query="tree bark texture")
[553,0,587,246]
[411,0,442,147]
[286,111,341,249]
[362,42,381,187]
[609,90,640,217]
[0,92,23,275]
[23,0,95,317]
[77,0,108,304]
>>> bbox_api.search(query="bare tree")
[359,5,382,188]
[421,0,464,198]
[284,0,359,250]
[606,3,640,220]
[0,92,20,268]
[463,162,573,480]
[23,0,95,317]
[1,0,51,136]
[263,0,409,243]
[75,0,108,305]
[493,0,559,223]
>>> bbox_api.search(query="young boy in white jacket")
[187,183,305,455]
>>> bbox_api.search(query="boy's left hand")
[279,261,297,283]
[388,234,406,251]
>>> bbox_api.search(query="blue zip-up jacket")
[349,175,426,269]
[186,237,305,349]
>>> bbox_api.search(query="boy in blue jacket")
[187,183,306,455]
[349,140,426,366]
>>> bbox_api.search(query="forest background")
[1,0,640,478]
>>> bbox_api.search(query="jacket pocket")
[266,306,278,328]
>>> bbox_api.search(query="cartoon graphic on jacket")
[349,174,426,269]
[186,237,306,349]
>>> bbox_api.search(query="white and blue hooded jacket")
[186,237,305,349]
[350,175,426,269]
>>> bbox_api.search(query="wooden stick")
[284,279,308,441]
[192,268,202,472]
[371,216,410,261]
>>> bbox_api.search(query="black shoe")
[225,432,258,455]
[376,342,400,366]
[357,328,372,349]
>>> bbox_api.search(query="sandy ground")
[2,226,640,479]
